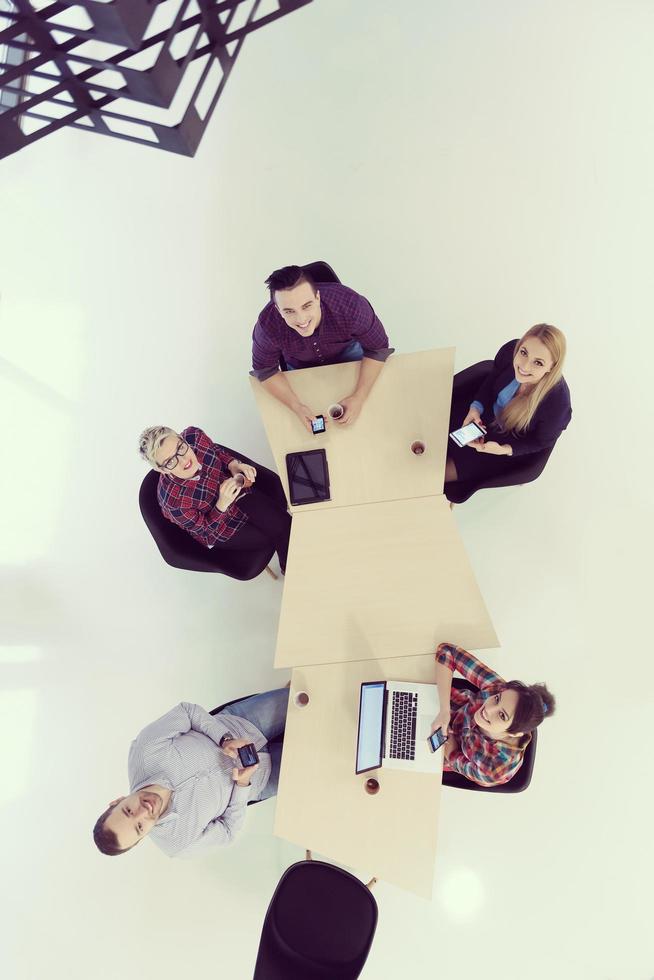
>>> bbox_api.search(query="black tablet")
[285,449,331,506]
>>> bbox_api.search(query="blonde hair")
[138,426,177,467]
[498,325,566,435]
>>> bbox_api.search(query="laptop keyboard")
[389,691,418,760]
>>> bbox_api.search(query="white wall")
[1,2,652,978]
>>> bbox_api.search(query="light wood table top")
[275,654,444,898]
[249,348,455,510]
[275,494,498,668]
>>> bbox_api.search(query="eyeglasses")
[160,440,189,471]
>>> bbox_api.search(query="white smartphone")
[449,420,486,448]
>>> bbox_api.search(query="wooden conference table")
[250,350,498,669]
[250,349,455,509]
[275,654,443,899]
[251,348,498,894]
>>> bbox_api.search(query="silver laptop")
[355,680,441,775]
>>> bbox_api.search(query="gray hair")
[138,426,177,467]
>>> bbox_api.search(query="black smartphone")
[428,727,448,752]
[311,415,326,434]
[237,743,260,767]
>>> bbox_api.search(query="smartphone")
[237,743,260,767]
[311,415,326,434]
[428,727,448,752]
[449,420,486,447]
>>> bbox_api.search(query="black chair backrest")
[139,469,208,569]
[451,359,494,404]
[253,861,378,979]
[302,260,340,284]
[441,677,537,793]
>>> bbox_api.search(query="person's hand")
[232,764,259,787]
[336,393,364,426]
[220,737,254,760]
[462,406,484,429]
[228,460,257,484]
[216,477,241,512]
[471,439,506,455]
[430,708,451,739]
[292,402,316,433]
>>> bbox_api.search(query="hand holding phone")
[311,415,326,435]
[428,727,448,752]
[449,420,486,448]
[232,764,259,787]
[237,743,260,768]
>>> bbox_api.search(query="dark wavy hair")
[93,803,136,857]
[265,265,317,299]
[505,681,556,734]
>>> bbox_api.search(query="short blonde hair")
[138,426,177,467]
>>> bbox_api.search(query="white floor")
[1,2,652,978]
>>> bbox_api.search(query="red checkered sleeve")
[187,428,236,469]
[435,642,503,689]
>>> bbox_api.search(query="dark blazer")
[472,339,572,457]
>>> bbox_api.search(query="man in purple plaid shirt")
[251,265,394,431]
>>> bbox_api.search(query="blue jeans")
[285,338,364,371]
[218,688,289,801]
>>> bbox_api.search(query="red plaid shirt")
[436,643,531,787]
[157,427,249,547]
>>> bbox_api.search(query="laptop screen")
[355,681,386,774]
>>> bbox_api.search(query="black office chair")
[441,677,537,793]
[253,860,378,979]
[138,446,277,580]
[210,695,284,807]
[302,259,340,284]
[445,360,555,504]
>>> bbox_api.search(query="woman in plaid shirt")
[431,642,555,787]
[139,425,291,572]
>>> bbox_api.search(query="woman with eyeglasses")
[444,324,571,488]
[138,426,291,573]
[430,642,555,787]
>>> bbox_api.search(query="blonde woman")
[444,325,571,485]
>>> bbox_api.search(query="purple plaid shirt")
[157,427,249,546]
[250,282,393,381]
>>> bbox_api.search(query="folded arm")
[175,784,252,855]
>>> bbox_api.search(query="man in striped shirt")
[251,265,394,431]
[92,690,288,857]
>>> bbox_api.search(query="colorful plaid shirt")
[250,282,394,381]
[436,643,531,787]
[157,427,249,547]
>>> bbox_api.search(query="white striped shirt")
[128,702,271,857]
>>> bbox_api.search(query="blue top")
[471,378,520,421]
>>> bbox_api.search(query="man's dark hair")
[505,681,556,735]
[93,803,136,856]
[265,265,317,300]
